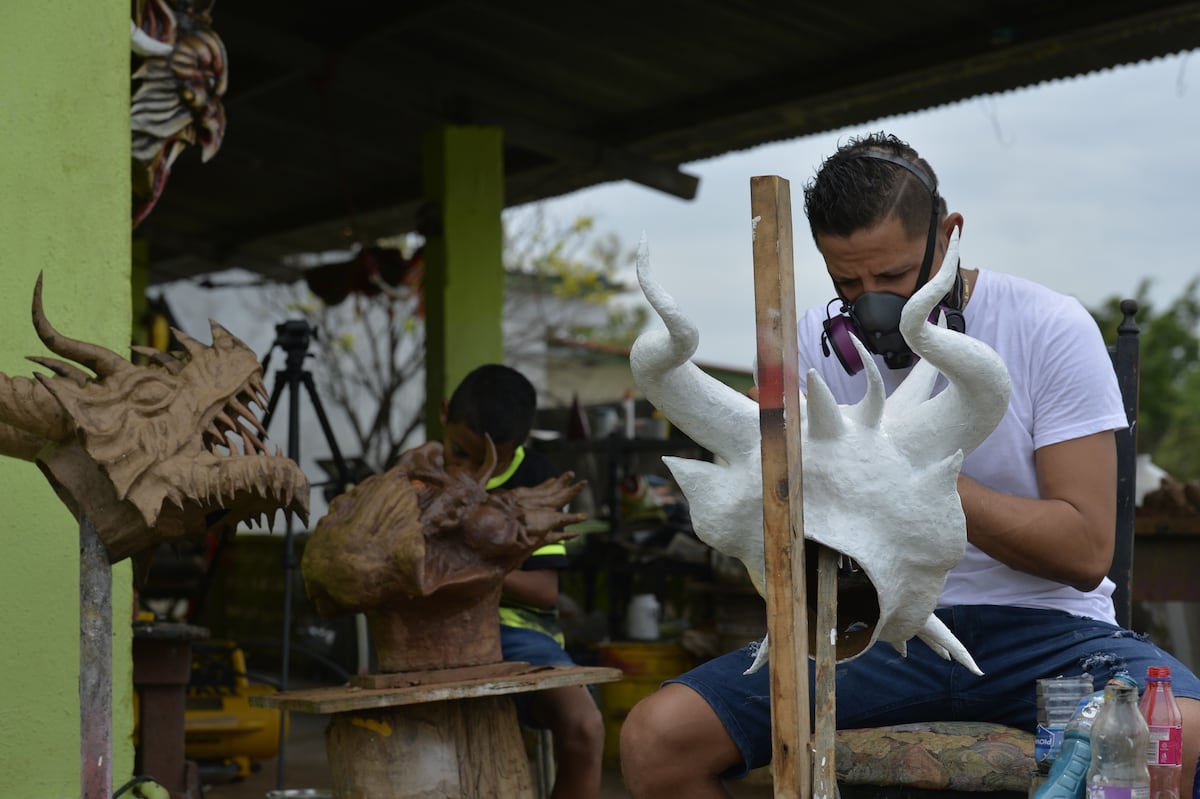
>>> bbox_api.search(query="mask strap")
[848,150,940,293]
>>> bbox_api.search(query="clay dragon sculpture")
[630,234,1011,675]
[303,440,587,673]
[131,0,228,226]
[0,275,309,564]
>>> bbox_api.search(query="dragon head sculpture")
[131,0,228,226]
[0,274,309,564]
[302,440,587,672]
[630,234,1011,676]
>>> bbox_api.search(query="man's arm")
[957,430,1117,591]
[502,568,559,609]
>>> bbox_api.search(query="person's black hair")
[802,132,948,242]
[445,364,537,446]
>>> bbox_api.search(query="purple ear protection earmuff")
[819,151,966,374]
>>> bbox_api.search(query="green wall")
[0,2,134,796]
[422,126,506,439]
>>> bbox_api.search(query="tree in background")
[1090,278,1200,480]
[265,231,427,474]
[268,209,643,474]
[503,206,646,371]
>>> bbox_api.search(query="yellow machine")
[185,640,286,780]
[132,639,285,782]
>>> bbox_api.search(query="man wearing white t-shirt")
[619,132,1200,798]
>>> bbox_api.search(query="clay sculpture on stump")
[302,438,586,673]
[287,440,621,798]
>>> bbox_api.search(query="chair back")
[1107,299,1141,629]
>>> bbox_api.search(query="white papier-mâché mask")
[630,233,1011,676]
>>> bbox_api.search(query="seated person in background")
[442,363,605,799]
[618,132,1200,798]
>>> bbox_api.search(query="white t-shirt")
[796,267,1128,623]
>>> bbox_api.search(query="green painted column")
[422,126,506,440]
[0,2,134,797]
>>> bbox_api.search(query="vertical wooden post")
[80,517,112,799]
[750,176,811,799]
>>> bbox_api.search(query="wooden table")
[252,664,621,799]
[132,621,210,799]
[1134,516,1200,602]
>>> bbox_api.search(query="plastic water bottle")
[625,594,660,640]
[1038,675,1097,778]
[1087,676,1150,799]
[1139,666,1182,799]
[1034,688,1106,798]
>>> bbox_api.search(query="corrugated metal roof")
[140,0,1200,284]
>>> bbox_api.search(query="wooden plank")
[350,660,532,689]
[814,547,839,798]
[750,174,812,799]
[251,665,623,714]
[1133,535,1200,602]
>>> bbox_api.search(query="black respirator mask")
[819,151,966,375]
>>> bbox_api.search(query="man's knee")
[621,683,737,788]
[543,686,604,755]
[620,690,676,788]
[620,691,666,762]
[564,690,605,751]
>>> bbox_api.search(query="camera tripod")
[259,318,353,787]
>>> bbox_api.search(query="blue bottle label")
[1035,724,1065,763]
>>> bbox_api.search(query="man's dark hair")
[802,132,947,242]
[446,364,537,446]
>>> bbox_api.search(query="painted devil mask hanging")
[131,0,228,226]
[630,234,1011,675]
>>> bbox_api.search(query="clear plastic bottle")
[1087,676,1150,799]
[1139,666,1182,799]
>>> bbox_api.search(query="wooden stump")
[251,664,622,799]
[326,696,533,799]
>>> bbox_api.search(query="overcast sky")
[525,51,1200,369]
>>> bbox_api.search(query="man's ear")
[942,212,964,242]
[439,399,449,426]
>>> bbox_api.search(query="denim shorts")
[500,624,577,667]
[500,625,578,728]
[668,605,1200,778]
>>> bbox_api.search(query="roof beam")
[609,1,1200,159]
[217,12,698,200]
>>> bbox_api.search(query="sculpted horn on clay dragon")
[0,274,309,564]
[630,233,1011,676]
